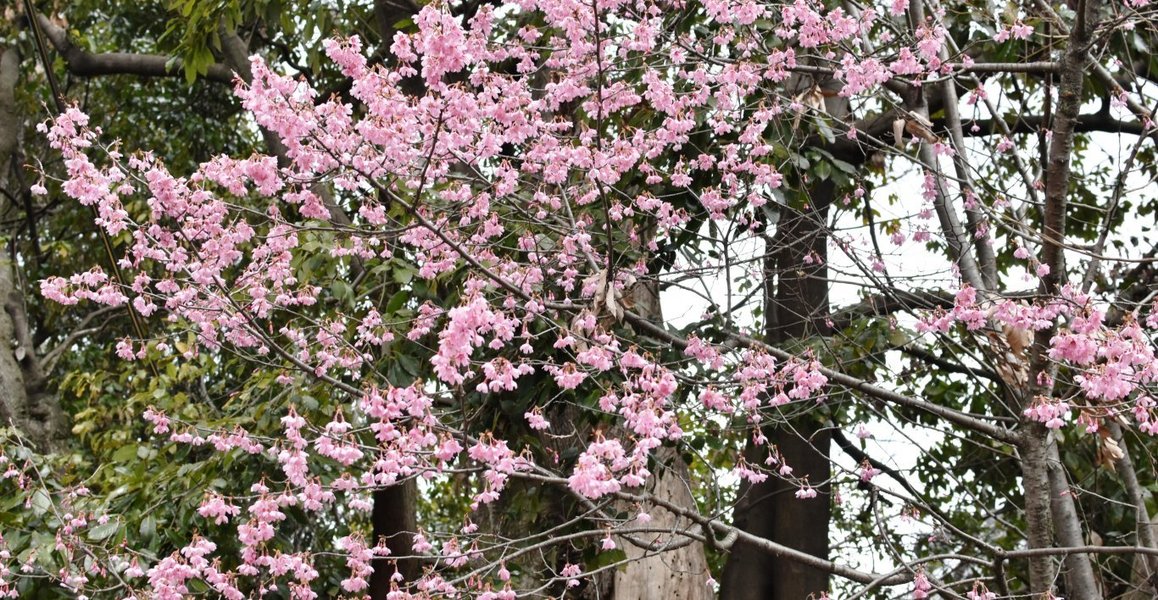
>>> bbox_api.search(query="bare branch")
[954,112,1157,139]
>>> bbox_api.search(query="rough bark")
[1020,1,1104,597]
[0,47,17,190]
[612,446,711,600]
[611,278,711,600]
[1019,428,1058,593]
[0,258,65,448]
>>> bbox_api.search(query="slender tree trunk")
[1126,515,1158,599]
[1111,423,1158,597]
[720,179,834,600]
[1045,439,1102,598]
[1018,1,1103,597]
[369,482,419,599]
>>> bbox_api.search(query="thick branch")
[34,14,234,84]
[954,61,1060,74]
[900,345,1000,382]
[953,112,1155,140]
[1110,422,1158,591]
[785,61,1059,78]
[938,52,998,289]
[829,288,955,330]
[217,24,355,232]
[906,1,984,292]
[1027,0,1104,596]
[0,47,17,192]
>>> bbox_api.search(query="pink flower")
[795,485,818,499]
[197,494,241,525]
[913,570,932,598]
[524,409,551,430]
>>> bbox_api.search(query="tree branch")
[900,345,1000,382]
[34,13,234,84]
[828,288,955,331]
[372,167,1020,446]
[40,304,122,374]
[953,112,1156,139]
[614,486,911,586]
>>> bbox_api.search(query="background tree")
[4,0,1158,599]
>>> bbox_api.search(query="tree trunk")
[369,481,419,599]
[612,446,711,600]
[611,279,710,600]
[1019,427,1057,594]
[720,72,848,599]
[720,178,834,600]
[1018,0,1104,597]
[1046,439,1102,599]
[0,45,66,451]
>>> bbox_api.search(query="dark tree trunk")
[720,180,834,600]
[369,481,419,599]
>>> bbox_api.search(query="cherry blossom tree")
[4,0,1158,598]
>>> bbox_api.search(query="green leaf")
[589,548,627,569]
[385,290,410,314]
[830,158,858,175]
[112,444,138,463]
[814,160,832,181]
[393,267,415,285]
[816,119,835,144]
[331,280,352,303]
[88,521,119,541]
[30,490,51,517]
[139,515,157,541]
